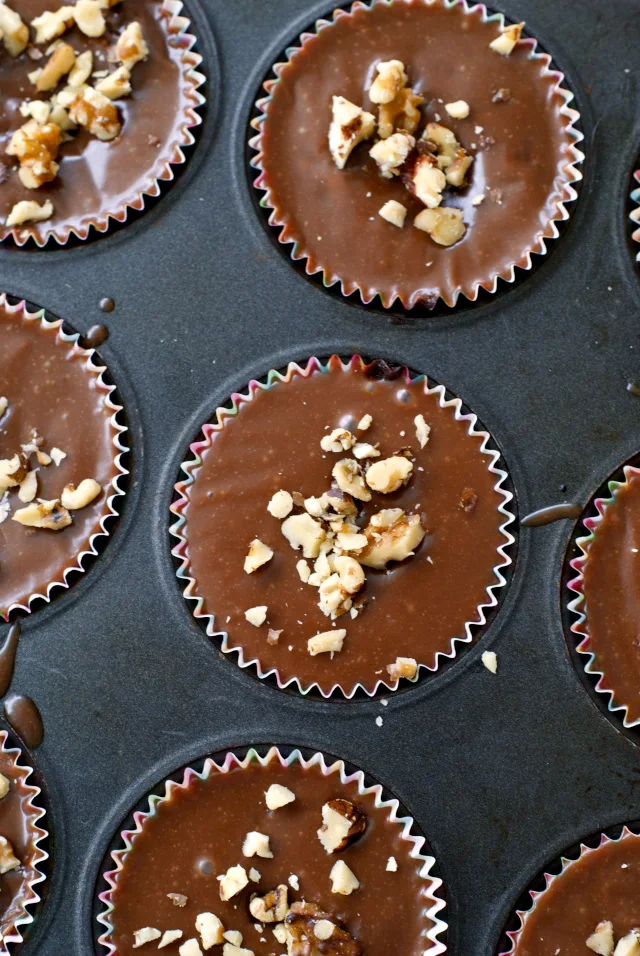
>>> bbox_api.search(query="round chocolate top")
[178,358,509,693]
[0,0,196,244]
[106,753,437,955]
[0,733,44,934]
[256,0,577,307]
[580,472,640,723]
[513,832,640,955]
[0,304,122,618]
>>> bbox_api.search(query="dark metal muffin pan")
[1,0,640,953]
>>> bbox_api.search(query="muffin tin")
[1,0,640,953]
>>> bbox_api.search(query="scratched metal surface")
[1,0,640,954]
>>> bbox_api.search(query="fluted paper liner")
[0,0,205,248]
[97,745,447,955]
[0,728,48,954]
[249,0,584,310]
[567,465,640,729]
[170,355,515,697]
[500,826,638,955]
[0,294,129,619]
[630,167,640,265]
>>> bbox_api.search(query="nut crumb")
[444,100,469,119]
[329,95,375,170]
[378,199,407,228]
[386,856,398,872]
[244,538,273,574]
[167,893,188,907]
[133,927,161,948]
[308,629,346,656]
[387,656,418,681]
[414,414,430,448]
[490,21,524,56]
[414,207,466,246]
[481,651,498,674]
[244,606,267,627]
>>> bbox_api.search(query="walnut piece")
[482,651,498,674]
[5,198,54,228]
[195,912,224,948]
[249,885,288,923]
[378,86,423,140]
[365,455,413,493]
[159,930,184,949]
[180,942,204,956]
[0,2,29,56]
[586,922,615,956]
[244,606,267,627]
[265,783,295,810]
[31,6,75,45]
[332,459,371,502]
[0,454,27,491]
[285,902,361,956]
[0,835,19,874]
[243,538,273,574]
[387,656,418,680]
[60,477,101,510]
[369,131,414,179]
[68,49,93,86]
[357,414,372,431]
[307,629,346,656]
[6,119,62,189]
[95,65,132,99]
[317,799,367,853]
[12,498,71,530]
[218,864,248,901]
[414,414,430,448]
[420,122,473,186]
[330,860,359,896]
[414,207,466,246]
[378,199,407,228]
[359,511,425,570]
[369,59,407,105]
[614,931,640,956]
[405,154,446,208]
[116,20,148,68]
[281,512,326,558]
[320,428,356,453]
[267,489,293,519]
[444,99,470,119]
[0,774,9,800]
[489,21,524,55]
[74,0,106,36]
[18,470,38,503]
[68,86,121,140]
[459,487,478,513]
[333,555,364,595]
[329,95,376,169]
[167,892,188,907]
[242,831,273,859]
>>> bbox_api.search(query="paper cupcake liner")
[96,744,447,955]
[170,354,515,698]
[566,464,640,729]
[1,0,205,248]
[0,294,129,620]
[0,727,48,954]
[499,825,638,955]
[630,167,640,264]
[249,0,584,310]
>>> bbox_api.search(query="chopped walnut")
[330,860,360,896]
[218,864,249,901]
[167,892,188,907]
[244,606,267,627]
[414,414,430,448]
[328,96,376,170]
[369,59,407,105]
[0,836,19,874]
[307,629,346,656]
[489,21,524,55]
[360,511,425,570]
[95,65,132,99]
[159,930,183,949]
[352,441,380,459]
[444,100,470,119]
[369,131,415,178]
[332,459,371,502]
[378,199,407,228]
[0,775,9,800]
[334,555,365,595]
[613,931,640,956]
[420,122,457,169]
[74,0,106,37]
[242,831,273,859]
[18,470,38,503]
[378,86,423,140]
[68,86,121,140]
[459,487,478,513]
[285,902,361,956]
[446,149,473,188]
[133,927,161,948]
[267,489,293,519]
[0,2,29,56]
[0,454,27,491]
[387,656,418,680]
[31,6,75,45]
[35,42,76,93]
[317,799,367,853]
[12,498,71,530]
[116,20,148,68]
[281,512,326,558]
[386,856,398,872]
[6,119,62,189]
[365,455,412,493]
[266,628,282,645]
[265,783,295,810]
[320,428,356,453]
[404,154,446,208]
[0,398,7,418]
[357,414,372,431]
[492,87,512,103]
[68,49,93,87]
[243,538,273,574]
[180,941,204,956]
[195,912,224,948]
[6,199,54,226]
[414,207,466,246]
[586,922,614,956]
[249,885,288,923]
[60,478,101,510]
[481,651,498,674]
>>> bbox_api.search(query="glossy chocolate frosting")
[107,755,435,955]
[0,736,43,934]
[0,0,193,243]
[0,304,121,617]
[257,0,577,307]
[580,472,640,723]
[514,833,640,955]
[179,358,508,693]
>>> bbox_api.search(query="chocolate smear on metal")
[521,503,583,527]
[0,622,20,699]
[4,694,44,750]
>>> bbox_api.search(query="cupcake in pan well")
[503,827,640,956]
[171,355,514,697]
[0,295,128,619]
[250,0,583,309]
[0,728,48,954]
[97,746,446,955]
[568,465,640,728]
[0,0,204,246]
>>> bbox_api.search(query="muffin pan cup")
[96,745,447,955]
[0,0,640,953]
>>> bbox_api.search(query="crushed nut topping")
[369,131,415,179]
[267,489,293,519]
[360,511,425,570]
[195,912,224,948]
[68,86,121,140]
[95,64,132,100]
[414,414,430,448]
[30,6,74,45]
[386,856,398,872]
[167,892,188,907]
[387,656,417,681]
[378,199,407,228]
[317,799,367,853]
[244,606,267,628]
[329,860,360,896]
[0,775,9,800]
[378,85,423,140]
[265,783,295,810]
[218,865,249,901]
[0,835,19,874]
[307,629,346,656]
[116,20,148,68]
[60,477,102,510]
[481,650,498,674]
[0,2,29,56]
[242,831,273,859]
[158,930,183,949]
[244,538,274,574]
[285,902,362,956]
[6,119,62,189]
[320,428,356,453]
[365,455,412,494]
[133,926,162,948]
[328,96,376,170]
[414,207,466,247]
[586,922,615,956]
[13,498,72,530]
[489,21,524,56]
[369,59,407,105]
[444,99,470,119]
[249,885,288,923]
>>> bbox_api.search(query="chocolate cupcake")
[171,356,514,696]
[503,827,640,956]
[0,728,48,952]
[98,746,446,955]
[0,0,204,246]
[0,295,128,618]
[250,0,583,309]
[567,466,640,728]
